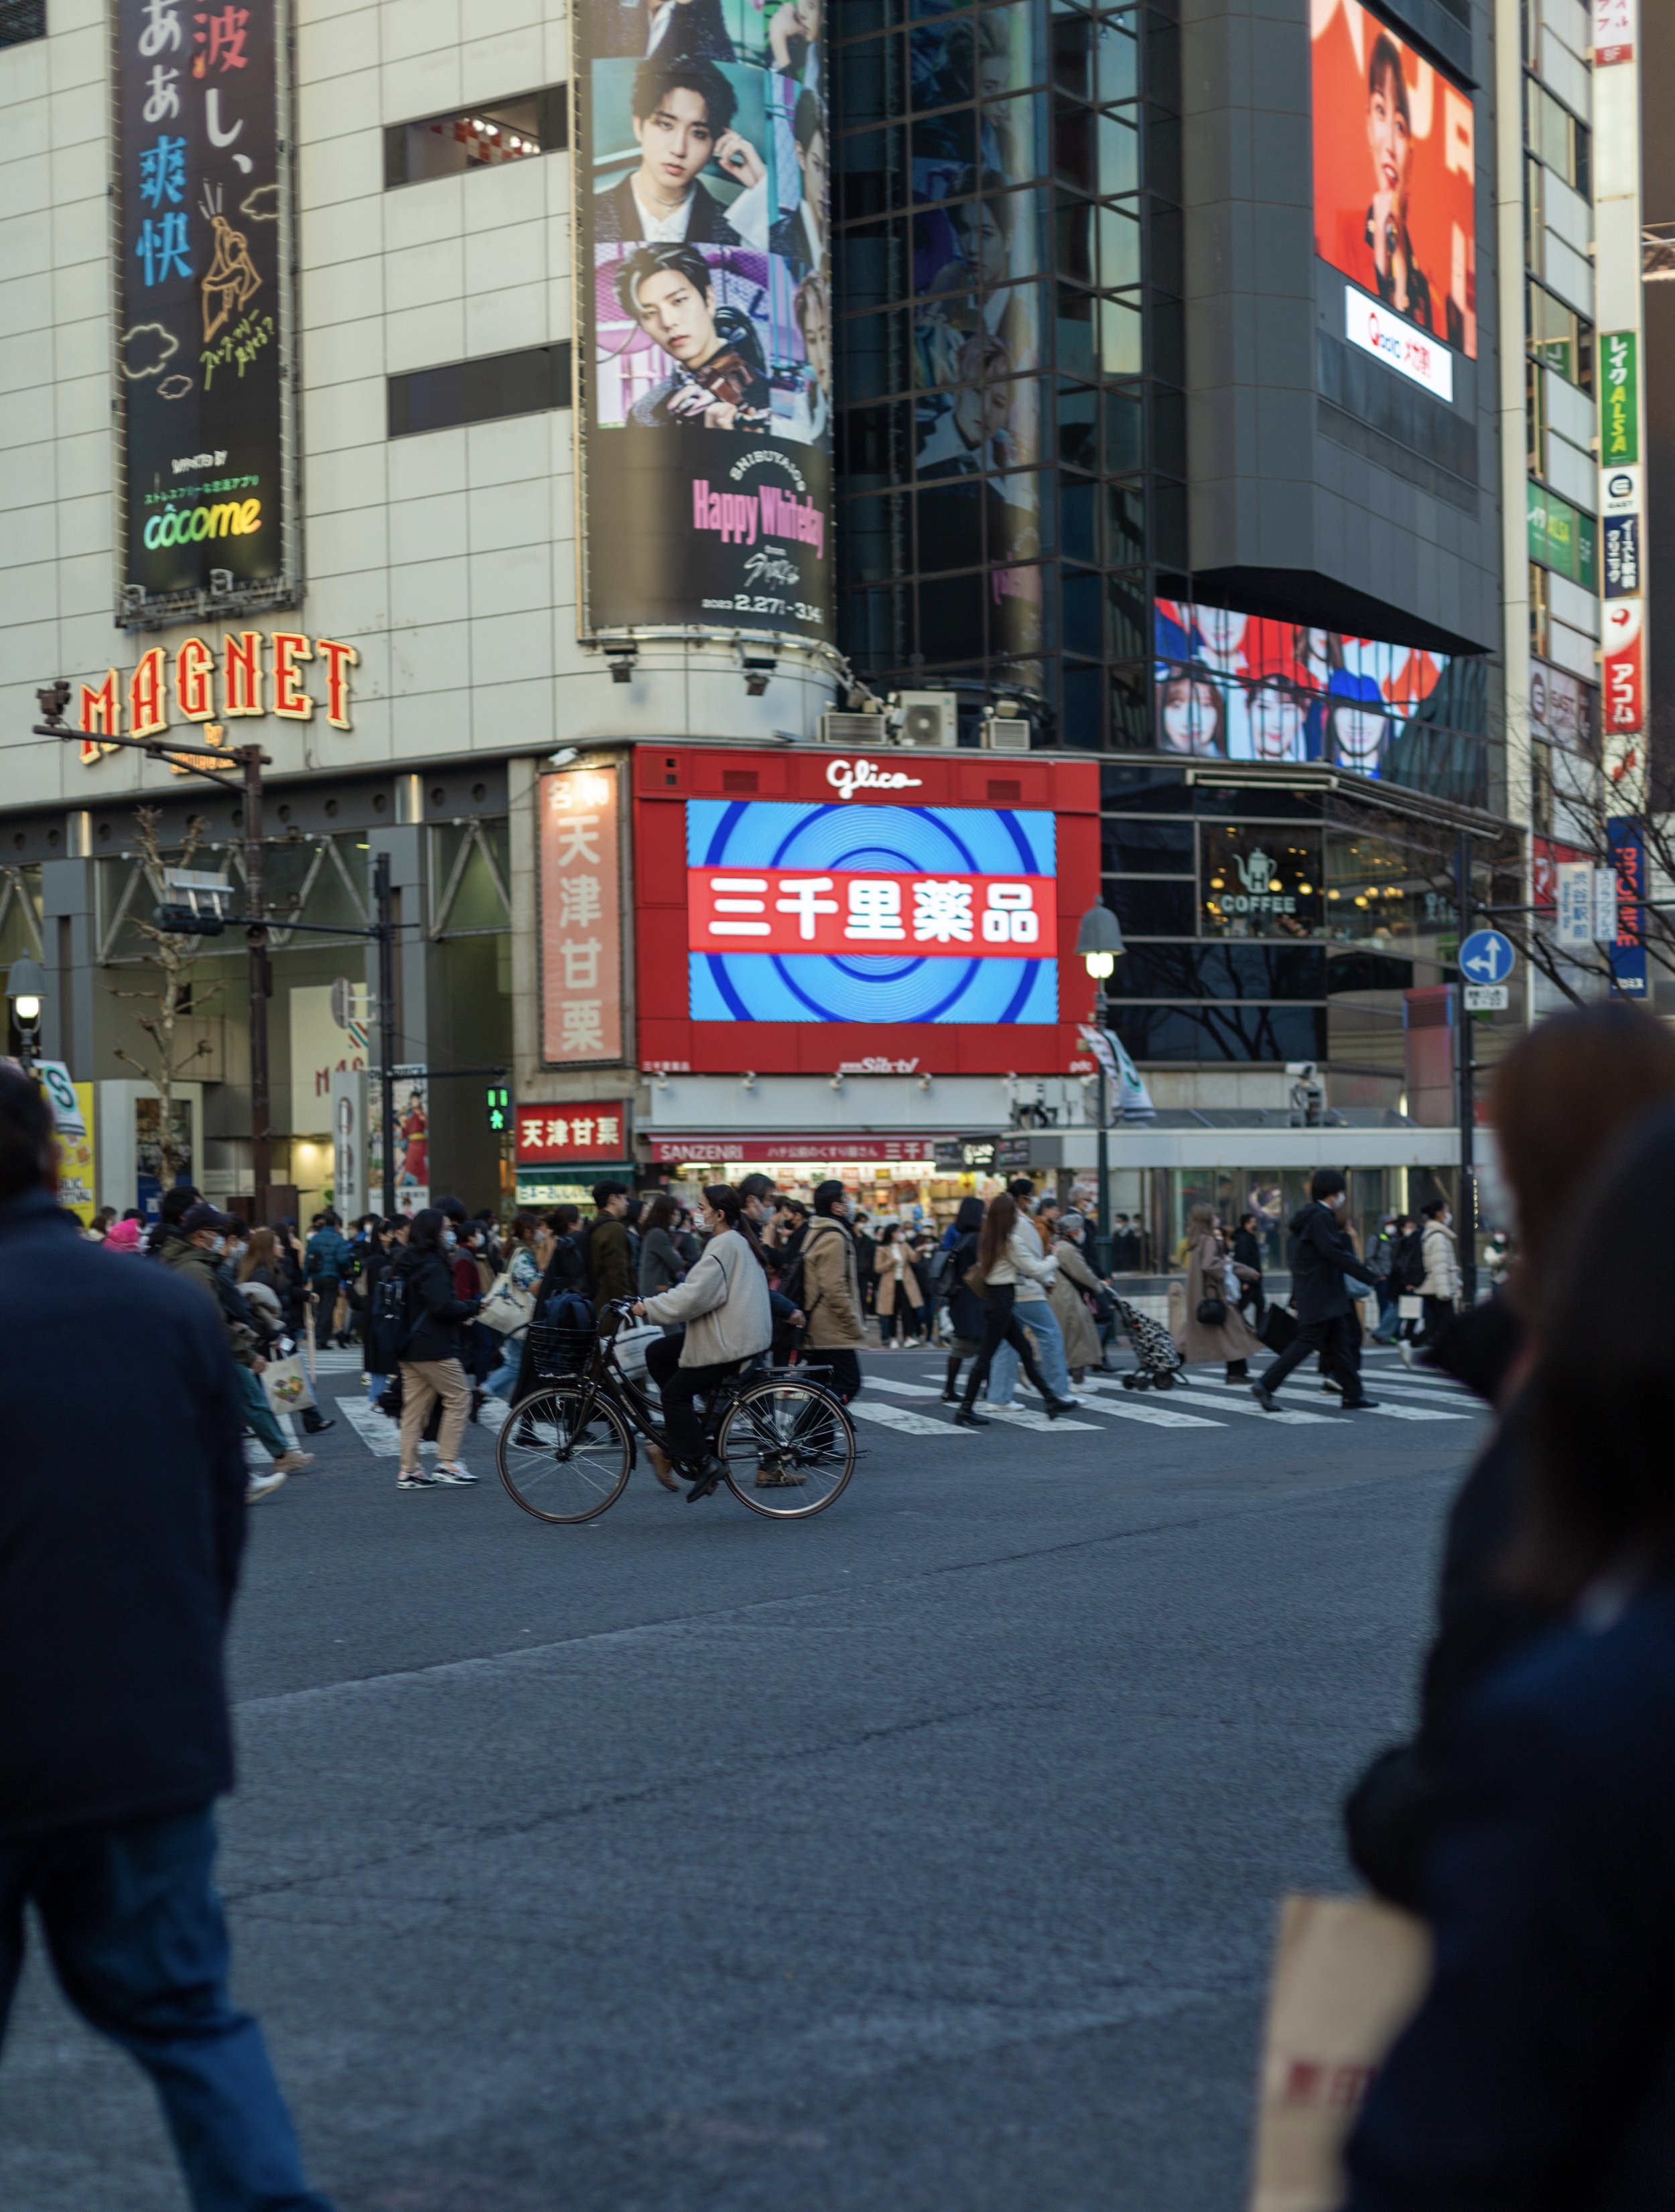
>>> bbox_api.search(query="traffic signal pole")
[1455,831,1477,1309]
[375,851,396,1217]
[243,746,273,1226]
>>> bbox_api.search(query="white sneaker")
[273,1449,315,1474]
[1398,1340,1415,1369]
[247,1469,288,1503]
[397,1468,443,1489]
[431,1462,479,1484]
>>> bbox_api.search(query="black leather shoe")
[686,1456,728,1501]
[1044,1395,1079,1420]
[1250,1381,1277,1411]
[952,1408,989,1428]
[1341,1397,1381,1410]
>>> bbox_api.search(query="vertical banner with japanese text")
[572,0,833,644]
[112,0,296,622]
[540,768,624,1064]
[1593,0,1645,811]
[1608,817,1648,997]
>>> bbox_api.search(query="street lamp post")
[1075,904,1126,1273]
[6,956,48,1073]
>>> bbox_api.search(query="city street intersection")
[1,1349,1483,2211]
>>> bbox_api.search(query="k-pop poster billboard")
[1152,601,1487,804]
[574,0,833,643]
[1311,0,1477,358]
[111,0,296,618]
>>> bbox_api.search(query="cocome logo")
[143,496,263,549]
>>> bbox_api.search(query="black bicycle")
[495,1300,858,1525]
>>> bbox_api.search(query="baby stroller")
[1114,1296,1190,1391]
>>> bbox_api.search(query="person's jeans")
[484,1334,525,1400]
[0,1807,334,2211]
[986,1297,1071,1404]
[234,1367,289,1461]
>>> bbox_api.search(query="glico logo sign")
[77,629,358,764]
[825,757,925,801]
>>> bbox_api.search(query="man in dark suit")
[1250,1166,1379,1410]
[0,1067,334,2209]
[594,54,764,247]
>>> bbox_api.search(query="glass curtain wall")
[833,0,1183,746]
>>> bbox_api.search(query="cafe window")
[385,85,569,188]
[1200,825,1322,939]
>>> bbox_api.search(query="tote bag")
[1249,1893,1431,2212]
[478,1269,536,1336]
[260,1353,316,1415]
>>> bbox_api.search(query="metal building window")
[387,344,574,437]
[385,85,568,188]
[0,2,46,46]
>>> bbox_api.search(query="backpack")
[1388,1229,1425,1295]
[367,1267,411,1365]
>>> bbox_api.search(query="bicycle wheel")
[716,1376,856,1519]
[496,1385,632,1524]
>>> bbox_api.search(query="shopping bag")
[1260,1304,1297,1353]
[1249,1893,1432,2212]
[1397,1294,1424,1320]
[260,1353,316,1415]
[478,1270,535,1336]
[613,1320,661,1379]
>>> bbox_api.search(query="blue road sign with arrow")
[1459,928,1516,985]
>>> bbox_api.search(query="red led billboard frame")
[632,746,1101,1075]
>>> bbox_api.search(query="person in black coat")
[1343,1104,1675,2209]
[939,1194,988,1403]
[0,1067,334,2209]
[390,1209,480,1489]
[1231,1211,1265,1325]
[1250,1168,1377,1410]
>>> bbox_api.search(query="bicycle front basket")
[527,1323,596,1379]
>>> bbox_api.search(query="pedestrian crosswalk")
[314,1342,1481,1464]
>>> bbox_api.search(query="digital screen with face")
[1152,601,1462,784]
[1311,0,1476,358]
[577,0,833,638]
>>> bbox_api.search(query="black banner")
[575,0,833,645]
[113,0,293,617]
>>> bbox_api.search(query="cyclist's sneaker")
[686,1455,728,1503]
[397,1469,443,1489]
[431,1461,478,1484]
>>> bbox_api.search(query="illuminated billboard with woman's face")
[1311,0,1476,360]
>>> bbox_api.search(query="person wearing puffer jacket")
[1400,1196,1462,1366]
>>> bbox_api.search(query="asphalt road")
[0,1348,1483,2211]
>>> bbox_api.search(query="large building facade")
[0,0,1524,1250]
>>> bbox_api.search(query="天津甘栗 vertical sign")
[112,0,295,621]
[541,768,624,1065]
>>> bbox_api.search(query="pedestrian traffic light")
[485,1083,511,1134]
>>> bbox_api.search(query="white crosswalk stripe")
[973,1402,1104,1432]
[848,1401,963,1438]
[1081,1378,1347,1428]
[1193,1377,1470,1423]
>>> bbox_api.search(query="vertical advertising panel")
[1608,817,1648,996]
[1593,0,1647,811]
[540,768,624,1065]
[112,0,295,622]
[1312,0,1477,359]
[573,0,832,642]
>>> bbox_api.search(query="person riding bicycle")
[632,1184,772,1502]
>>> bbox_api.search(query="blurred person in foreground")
[1342,1099,1675,2208]
[0,1067,334,2211]
[1345,1003,1675,1908]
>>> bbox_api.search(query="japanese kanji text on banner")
[540,768,624,1064]
[112,0,295,621]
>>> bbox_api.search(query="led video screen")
[685,798,1059,1024]
[1311,0,1476,358]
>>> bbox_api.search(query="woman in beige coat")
[1174,1202,1264,1379]
[872,1223,927,1345]
[1047,1213,1105,1381]
[798,1179,865,1403]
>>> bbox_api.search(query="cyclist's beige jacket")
[641,1227,773,1367]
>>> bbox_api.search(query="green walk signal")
[485,1083,510,1134]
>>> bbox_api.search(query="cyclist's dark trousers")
[959,1285,1052,1413]
[645,1335,737,1466]
[1262,1313,1360,1399]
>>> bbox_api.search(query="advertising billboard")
[539,768,625,1066]
[634,748,1100,1074]
[1152,602,1484,802]
[1311,0,1476,360]
[573,0,833,644]
[112,0,295,622]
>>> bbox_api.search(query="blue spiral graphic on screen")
[687,801,1058,1026]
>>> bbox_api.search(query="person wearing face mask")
[161,1204,312,1498]
[632,1184,773,1500]
[389,1209,482,1491]
[1249,1169,1380,1412]
[1401,1194,1463,1368]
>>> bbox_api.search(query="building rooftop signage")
[76,629,357,762]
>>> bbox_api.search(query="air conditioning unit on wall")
[819,711,890,746]
[896,691,957,747]
[982,717,1030,752]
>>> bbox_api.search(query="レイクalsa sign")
[76,628,358,763]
